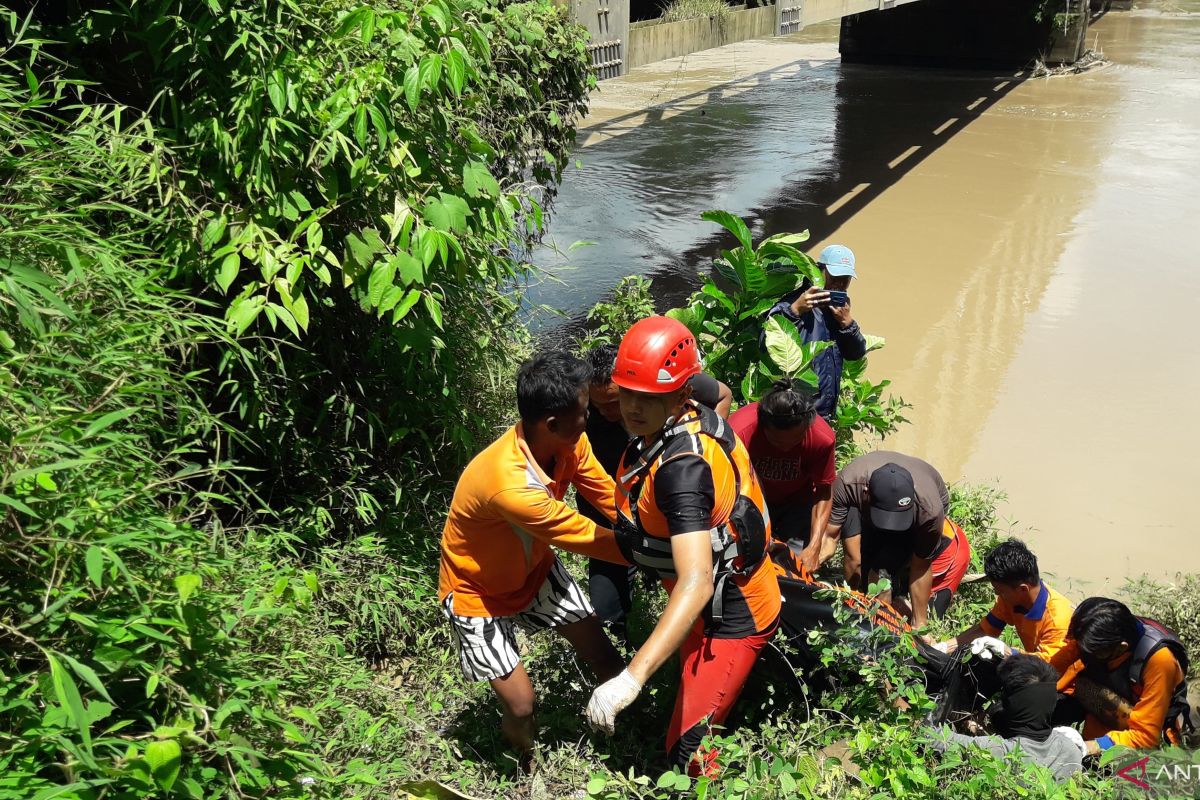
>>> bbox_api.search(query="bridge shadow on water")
[654,61,1028,309]
[536,53,1028,326]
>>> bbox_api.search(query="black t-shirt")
[577,409,630,526]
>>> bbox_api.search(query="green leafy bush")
[663,211,907,452]
[3,1,596,796]
[578,275,656,351]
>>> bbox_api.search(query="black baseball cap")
[867,463,917,531]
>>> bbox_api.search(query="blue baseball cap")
[818,244,856,278]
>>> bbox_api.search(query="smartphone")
[826,290,849,307]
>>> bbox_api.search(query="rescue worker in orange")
[584,317,781,775]
[438,351,627,760]
[1048,597,1192,755]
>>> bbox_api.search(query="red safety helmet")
[612,316,702,394]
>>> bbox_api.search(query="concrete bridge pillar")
[567,0,630,78]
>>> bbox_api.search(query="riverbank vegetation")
[0,4,1193,800]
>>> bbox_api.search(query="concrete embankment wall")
[626,5,776,69]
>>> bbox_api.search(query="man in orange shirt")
[937,539,1073,663]
[439,351,627,758]
[1048,598,1191,754]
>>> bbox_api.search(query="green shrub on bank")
[2,1,595,797]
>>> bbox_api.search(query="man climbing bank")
[584,317,781,775]
[437,351,629,760]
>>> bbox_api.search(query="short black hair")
[1069,597,1139,659]
[585,344,619,386]
[997,652,1058,690]
[758,378,816,432]
[983,539,1040,587]
[516,351,591,425]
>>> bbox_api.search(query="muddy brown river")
[533,2,1200,590]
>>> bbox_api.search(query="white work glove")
[932,640,951,654]
[1054,726,1087,760]
[585,668,642,736]
[969,636,1009,661]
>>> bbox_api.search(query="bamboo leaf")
[47,651,92,753]
[85,546,104,588]
[60,653,115,704]
[82,407,141,439]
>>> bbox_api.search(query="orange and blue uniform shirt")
[979,581,1073,662]
[1049,632,1186,751]
[438,424,625,618]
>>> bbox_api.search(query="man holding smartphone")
[763,244,866,423]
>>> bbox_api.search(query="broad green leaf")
[368,259,396,307]
[462,161,500,199]
[267,70,286,116]
[763,316,832,375]
[360,9,376,45]
[354,106,368,148]
[334,7,369,38]
[47,651,91,753]
[423,193,471,233]
[0,329,15,351]
[418,53,443,92]
[422,2,449,32]
[145,739,182,791]
[36,472,58,491]
[201,215,227,251]
[378,285,406,316]
[175,573,202,604]
[665,306,700,336]
[290,293,310,331]
[227,295,265,335]
[392,252,424,286]
[85,546,104,588]
[700,282,735,313]
[701,210,753,252]
[863,333,886,354]
[447,49,467,95]
[216,253,240,293]
[392,289,422,323]
[291,706,323,729]
[423,292,444,329]
[403,65,421,112]
[268,302,300,337]
[656,772,676,789]
[344,228,386,275]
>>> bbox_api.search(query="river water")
[532,2,1200,590]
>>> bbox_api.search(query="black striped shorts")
[441,558,594,682]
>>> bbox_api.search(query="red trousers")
[666,622,775,775]
[932,519,972,595]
